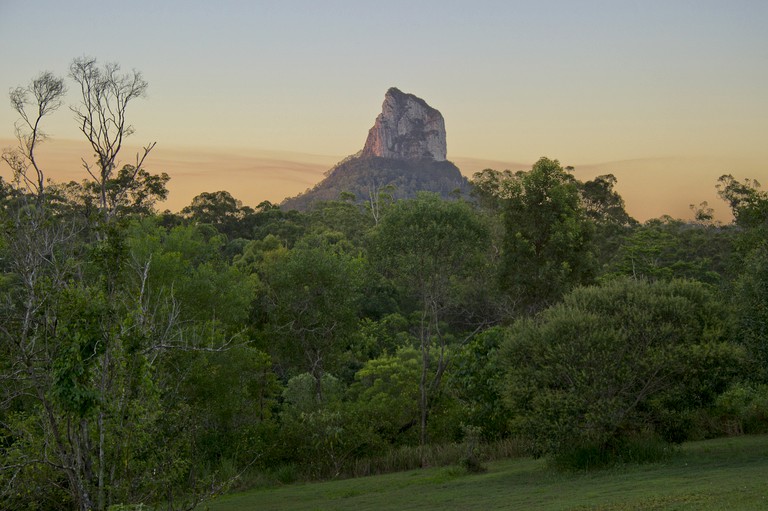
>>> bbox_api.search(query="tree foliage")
[4,57,768,506]
[605,217,736,285]
[732,247,768,383]
[717,174,768,231]
[498,157,597,313]
[260,236,363,400]
[370,193,490,451]
[501,278,743,461]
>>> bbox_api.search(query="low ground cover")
[204,434,768,511]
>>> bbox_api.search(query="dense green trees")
[3,62,768,510]
[732,248,768,383]
[719,177,768,383]
[605,217,736,284]
[475,158,597,314]
[260,236,363,400]
[449,327,510,441]
[4,155,768,506]
[370,193,490,452]
[0,60,245,511]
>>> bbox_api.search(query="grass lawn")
[203,434,768,510]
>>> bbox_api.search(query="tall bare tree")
[2,71,66,203]
[69,57,155,220]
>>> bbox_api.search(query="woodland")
[2,60,768,511]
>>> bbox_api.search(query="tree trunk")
[98,410,106,511]
[419,309,430,466]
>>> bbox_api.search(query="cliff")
[361,87,447,161]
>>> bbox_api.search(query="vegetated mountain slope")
[281,152,470,210]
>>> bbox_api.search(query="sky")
[1,0,767,220]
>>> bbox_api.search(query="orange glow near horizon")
[2,138,762,223]
[1,2,765,224]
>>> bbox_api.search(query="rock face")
[361,87,447,161]
[281,88,468,211]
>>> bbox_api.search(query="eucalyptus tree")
[578,173,637,269]
[70,57,155,220]
[260,234,363,401]
[2,71,66,203]
[0,60,223,511]
[499,157,596,314]
[369,193,490,453]
[717,174,768,231]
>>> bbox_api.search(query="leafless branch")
[69,57,150,219]
[3,71,66,201]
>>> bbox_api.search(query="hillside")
[281,153,470,210]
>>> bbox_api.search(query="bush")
[714,383,768,435]
[274,464,299,485]
[459,426,487,473]
[501,278,743,462]
[551,432,673,471]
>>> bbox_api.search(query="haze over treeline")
[0,135,760,223]
[2,56,768,511]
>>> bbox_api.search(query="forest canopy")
[2,60,768,510]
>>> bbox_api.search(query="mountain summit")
[281,88,468,211]
[361,87,447,161]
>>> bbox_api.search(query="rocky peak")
[361,87,447,161]
[280,87,468,211]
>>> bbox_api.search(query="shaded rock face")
[281,156,469,211]
[361,87,447,161]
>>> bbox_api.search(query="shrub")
[459,425,487,473]
[551,432,673,471]
[502,278,743,462]
[714,383,768,435]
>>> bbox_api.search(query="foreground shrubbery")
[550,431,675,471]
[233,437,529,489]
[713,383,768,435]
[501,278,745,464]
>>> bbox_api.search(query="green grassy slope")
[204,435,768,511]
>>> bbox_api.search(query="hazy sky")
[1,1,767,218]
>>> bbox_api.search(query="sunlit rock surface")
[361,87,447,162]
